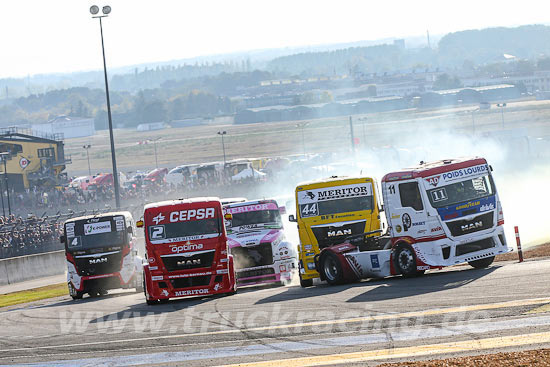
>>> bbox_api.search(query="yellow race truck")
[289,176,383,287]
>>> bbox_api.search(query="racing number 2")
[300,203,318,217]
[149,225,165,239]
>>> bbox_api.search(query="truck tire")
[68,283,83,300]
[320,252,344,285]
[468,256,495,269]
[143,276,158,305]
[299,276,313,288]
[394,244,419,278]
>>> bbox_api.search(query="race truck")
[223,199,297,286]
[314,157,512,285]
[60,211,143,299]
[139,197,237,305]
[289,176,383,287]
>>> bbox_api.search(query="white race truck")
[224,199,298,286]
[315,157,512,284]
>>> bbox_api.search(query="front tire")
[299,276,313,288]
[320,252,344,285]
[68,282,83,300]
[394,244,419,278]
[468,256,495,269]
[143,274,158,305]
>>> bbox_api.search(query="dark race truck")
[61,211,143,299]
[140,197,237,305]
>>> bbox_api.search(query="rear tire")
[468,256,495,269]
[299,276,313,288]
[394,244,419,278]
[320,252,344,285]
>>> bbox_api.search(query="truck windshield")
[65,218,126,250]
[299,196,373,218]
[426,174,495,208]
[148,218,221,243]
[231,210,282,228]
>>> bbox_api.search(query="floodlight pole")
[0,154,10,216]
[83,144,92,176]
[93,9,120,209]
[217,131,227,165]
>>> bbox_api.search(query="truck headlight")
[307,262,316,270]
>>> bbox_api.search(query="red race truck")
[139,197,237,304]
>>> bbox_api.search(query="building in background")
[32,116,95,139]
[0,127,71,190]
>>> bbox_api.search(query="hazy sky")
[0,0,548,78]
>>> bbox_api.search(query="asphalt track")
[1,258,550,366]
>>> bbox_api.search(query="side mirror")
[127,226,133,234]
[136,220,144,228]
[278,206,287,214]
[59,235,66,244]
[288,214,297,222]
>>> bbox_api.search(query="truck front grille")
[311,221,366,249]
[75,252,122,276]
[446,212,494,237]
[162,250,215,272]
[231,243,273,269]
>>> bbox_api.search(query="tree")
[432,74,462,90]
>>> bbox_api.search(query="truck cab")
[140,197,236,304]
[381,157,509,274]
[313,157,512,285]
[61,211,142,299]
[290,176,383,287]
[223,199,297,286]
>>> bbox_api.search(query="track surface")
[1,259,550,366]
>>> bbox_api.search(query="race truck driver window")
[427,175,495,208]
[231,210,282,228]
[399,182,424,211]
[148,218,220,242]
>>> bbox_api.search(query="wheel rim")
[398,248,414,272]
[323,256,339,281]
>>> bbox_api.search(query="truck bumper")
[410,226,512,268]
[144,256,237,301]
[236,259,297,286]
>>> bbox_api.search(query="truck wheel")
[394,244,419,278]
[468,256,495,269]
[299,276,313,288]
[68,283,83,300]
[143,275,157,305]
[321,252,344,285]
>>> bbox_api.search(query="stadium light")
[90,5,121,209]
[496,103,507,130]
[217,131,227,165]
[0,152,11,216]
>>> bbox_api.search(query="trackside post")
[514,226,524,263]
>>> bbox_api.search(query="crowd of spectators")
[0,215,63,259]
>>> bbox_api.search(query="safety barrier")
[0,250,65,286]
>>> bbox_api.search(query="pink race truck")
[223,199,298,286]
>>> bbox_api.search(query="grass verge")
[0,283,67,308]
